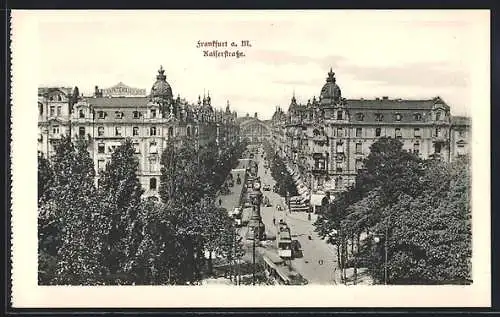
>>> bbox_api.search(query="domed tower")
[150,66,173,115]
[320,68,342,106]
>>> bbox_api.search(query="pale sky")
[26,10,488,119]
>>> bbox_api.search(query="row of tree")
[38,136,247,285]
[315,137,472,284]
[262,143,298,197]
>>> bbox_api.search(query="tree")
[38,152,53,203]
[45,136,106,285]
[317,137,472,284]
[97,138,145,283]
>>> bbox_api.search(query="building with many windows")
[270,68,471,199]
[38,66,240,199]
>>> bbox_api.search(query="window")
[356,113,364,121]
[337,111,343,120]
[414,113,422,121]
[57,106,61,116]
[133,111,140,119]
[459,130,466,137]
[149,157,158,172]
[133,127,139,136]
[78,127,85,137]
[395,128,402,139]
[98,126,104,136]
[457,142,466,155]
[98,111,106,119]
[133,142,140,154]
[187,126,191,136]
[98,143,105,154]
[151,109,157,118]
[355,159,363,171]
[394,113,402,121]
[49,106,55,117]
[375,128,381,137]
[79,109,85,118]
[336,142,344,153]
[414,128,421,138]
[52,125,59,134]
[356,128,362,138]
[115,111,123,119]
[150,126,157,136]
[195,127,199,136]
[434,142,442,154]
[336,127,343,137]
[336,161,343,172]
[413,142,420,155]
[355,142,362,154]
[39,104,43,115]
[315,159,325,170]
[375,113,383,122]
[98,159,105,171]
[434,127,440,137]
[150,177,157,190]
[435,111,441,121]
[115,127,122,136]
[168,127,174,137]
[149,142,158,154]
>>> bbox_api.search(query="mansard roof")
[86,97,149,108]
[345,98,443,111]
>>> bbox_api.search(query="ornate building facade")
[270,68,471,197]
[238,115,271,144]
[38,66,240,199]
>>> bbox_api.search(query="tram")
[277,222,292,259]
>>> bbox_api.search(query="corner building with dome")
[38,67,240,200]
[270,68,471,197]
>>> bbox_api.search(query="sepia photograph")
[10,9,490,308]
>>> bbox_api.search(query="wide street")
[253,149,340,285]
[217,151,340,285]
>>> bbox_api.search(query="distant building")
[270,68,471,196]
[38,66,240,200]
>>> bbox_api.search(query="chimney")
[382,96,389,100]
[375,97,380,100]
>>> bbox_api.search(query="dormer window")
[337,111,343,120]
[356,113,364,121]
[394,113,402,121]
[79,109,85,118]
[133,111,140,119]
[115,111,124,119]
[375,113,384,122]
[436,111,441,121]
[98,111,106,119]
[151,109,157,118]
[414,113,422,121]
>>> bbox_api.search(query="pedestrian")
[273,217,276,225]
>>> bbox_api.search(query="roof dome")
[320,68,341,102]
[150,66,173,99]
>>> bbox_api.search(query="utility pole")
[384,222,388,285]
[252,232,256,285]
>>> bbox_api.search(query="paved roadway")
[217,153,340,285]
[254,152,341,285]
